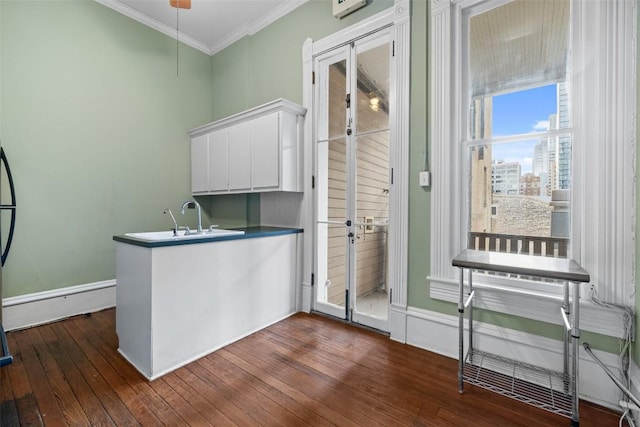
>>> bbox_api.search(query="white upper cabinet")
[250,112,280,190]
[227,121,252,191]
[188,99,306,195]
[190,134,209,194]
[207,129,228,192]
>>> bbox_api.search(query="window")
[429,0,636,326]
[466,1,570,256]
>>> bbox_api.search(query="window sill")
[428,275,625,339]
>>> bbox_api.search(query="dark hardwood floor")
[1,309,623,426]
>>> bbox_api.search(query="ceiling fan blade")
[170,0,191,9]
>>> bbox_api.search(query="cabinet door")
[251,112,280,190]
[208,129,228,192]
[191,134,209,193]
[227,121,252,191]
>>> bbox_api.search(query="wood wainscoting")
[1,309,621,426]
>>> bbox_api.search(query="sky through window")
[491,84,557,174]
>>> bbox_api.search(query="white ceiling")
[469,0,569,97]
[96,0,309,55]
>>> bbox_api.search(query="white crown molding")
[188,98,306,137]
[94,0,212,54]
[249,0,309,35]
[95,0,310,56]
[210,0,311,55]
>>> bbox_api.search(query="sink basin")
[124,229,245,242]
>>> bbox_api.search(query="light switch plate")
[419,171,431,187]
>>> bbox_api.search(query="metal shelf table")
[452,249,590,427]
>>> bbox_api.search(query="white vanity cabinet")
[189,99,306,195]
[114,227,302,380]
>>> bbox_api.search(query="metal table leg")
[563,281,570,393]
[468,270,473,363]
[458,268,464,393]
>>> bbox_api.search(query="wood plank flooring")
[1,309,623,426]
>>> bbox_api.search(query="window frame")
[428,0,636,337]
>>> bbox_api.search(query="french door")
[314,29,391,332]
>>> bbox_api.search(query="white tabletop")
[452,249,590,283]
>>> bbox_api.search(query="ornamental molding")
[395,0,410,20]
[431,0,451,15]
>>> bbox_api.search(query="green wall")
[0,0,212,297]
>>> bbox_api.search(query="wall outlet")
[419,171,431,187]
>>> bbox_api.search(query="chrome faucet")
[180,199,203,234]
[163,209,178,236]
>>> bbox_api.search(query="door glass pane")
[328,60,347,140]
[316,222,348,308]
[316,137,348,314]
[324,223,348,308]
[356,43,389,134]
[321,138,347,222]
[354,132,389,320]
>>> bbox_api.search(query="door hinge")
[312,175,315,189]
[311,273,315,286]
[389,288,393,303]
[346,93,351,109]
[312,71,315,84]
[392,40,395,57]
[391,167,394,185]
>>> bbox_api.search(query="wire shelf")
[463,349,572,418]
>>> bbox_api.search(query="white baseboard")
[405,305,624,411]
[2,280,116,331]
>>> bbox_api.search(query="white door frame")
[300,0,411,341]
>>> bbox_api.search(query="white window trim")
[428,0,636,337]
